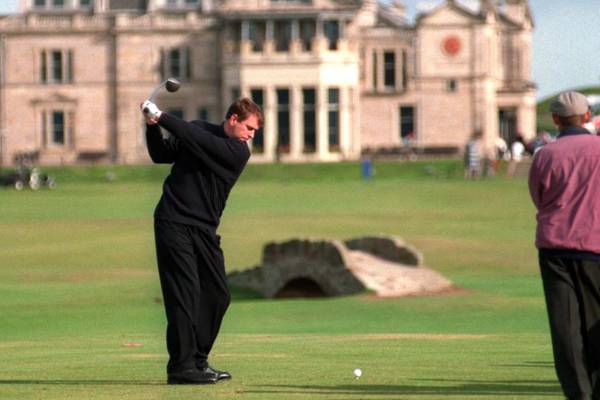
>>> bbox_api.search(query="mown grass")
[0,160,563,399]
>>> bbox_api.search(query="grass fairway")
[0,161,563,399]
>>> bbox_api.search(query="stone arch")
[261,239,366,298]
[274,277,328,298]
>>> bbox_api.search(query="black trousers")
[154,219,230,374]
[539,254,600,400]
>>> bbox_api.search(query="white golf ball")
[353,368,362,378]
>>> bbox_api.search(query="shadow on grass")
[493,361,554,368]
[248,379,562,397]
[230,286,263,302]
[0,380,164,386]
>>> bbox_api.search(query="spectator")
[511,134,526,161]
[528,90,600,400]
[464,130,482,179]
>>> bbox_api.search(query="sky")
[0,0,598,100]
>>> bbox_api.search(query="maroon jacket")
[529,127,600,255]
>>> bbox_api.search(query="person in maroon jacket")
[141,98,262,385]
[528,91,600,400]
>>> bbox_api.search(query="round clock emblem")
[442,35,462,56]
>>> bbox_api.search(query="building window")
[302,88,316,153]
[197,107,209,121]
[52,111,65,145]
[40,109,74,148]
[165,0,200,8]
[327,88,339,151]
[323,20,339,51]
[299,19,315,52]
[250,89,264,153]
[446,79,457,92]
[36,0,87,9]
[274,21,292,52]
[372,51,378,90]
[499,108,518,144]
[226,22,241,53]
[231,87,240,103]
[51,51,62,81]
[277,89,290,154]
[399,106,415,142]
[384,51,395,89]
[401,49,408,90]
[249,21,266,52]
[40,49,73,84]
[161,47,191,81]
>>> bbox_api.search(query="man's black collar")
[557,127,591,139]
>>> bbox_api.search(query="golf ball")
[353,368,362,378]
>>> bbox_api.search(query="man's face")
[227,113,260,142]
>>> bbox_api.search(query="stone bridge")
[227,235,453,298]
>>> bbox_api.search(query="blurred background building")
[0,0,535,165]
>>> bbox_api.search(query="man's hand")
[141,100,162,125]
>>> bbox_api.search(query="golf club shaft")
[148,80,168,103]
[143,81,168,114]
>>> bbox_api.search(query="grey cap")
[550,91,589,117]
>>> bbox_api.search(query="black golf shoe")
[167,368,218,385]
[202,365,232,381]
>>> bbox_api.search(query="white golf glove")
[141,100,162,119]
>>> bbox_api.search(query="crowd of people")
[464,107,600,179]
[463,128,580,179]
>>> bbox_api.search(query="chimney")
[356,0,378,27]
[502,0,527,25]
[392,0,406,18]
[480,0,497,16]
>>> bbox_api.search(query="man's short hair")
[226,98,264,127]
[555,114,585,128]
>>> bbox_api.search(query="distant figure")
[361,155,374,180]
[511,134,526,161]
[491,136,508,174]
[402,131,414,147]
[527,133,545,155]
[507,134,526,176]
[464,131,482,179]
[528,91,600,400]
[584,107,598,134]
[495,136,508,161]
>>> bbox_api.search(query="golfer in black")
[141,98,263,384]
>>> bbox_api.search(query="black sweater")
[146,113,250,231]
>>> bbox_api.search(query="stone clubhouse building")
[0,0,535,165]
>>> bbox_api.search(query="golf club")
[143,77,181,114]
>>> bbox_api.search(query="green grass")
[0,161,563,399]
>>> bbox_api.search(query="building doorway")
[399,106,415,145]
[499,108,518,144]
